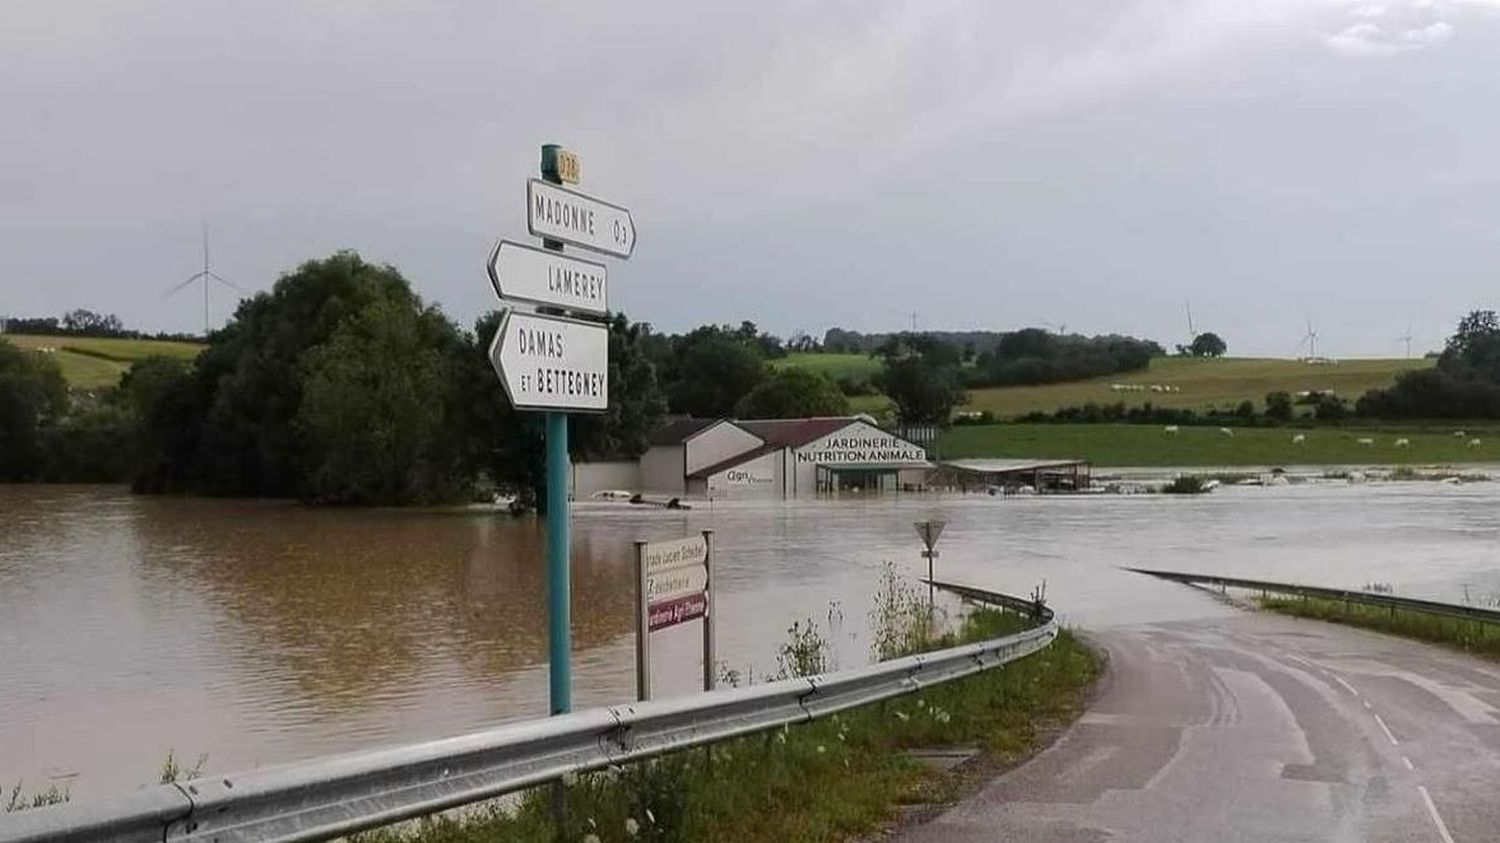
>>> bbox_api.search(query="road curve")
[898,608,1500,842]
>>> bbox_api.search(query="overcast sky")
[3,1,1498,356]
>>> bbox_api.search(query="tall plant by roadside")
[0,338,68,480]
[870,563,942,660]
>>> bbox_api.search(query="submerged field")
[3,333,203,388]
[939,422,1500,466]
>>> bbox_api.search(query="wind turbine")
[1185,299,1196,339]
[1041,320,1068,336]
[1298,316,1320,360]
[1396,323,1414,359]
[164,222,242,337]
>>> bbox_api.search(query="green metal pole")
[540,144,571,717]
[545,411,571,714]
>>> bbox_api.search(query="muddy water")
[2,481,1497,798]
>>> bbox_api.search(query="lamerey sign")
[488,309,609,412]
[488,240,607,316]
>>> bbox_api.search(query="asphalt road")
[900,607,1500,842]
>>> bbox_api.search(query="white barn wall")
[705,449,782,499]
[684,421,763,476]
[570,461,640,497]
[791,420,929,493]
[640,445,685,495]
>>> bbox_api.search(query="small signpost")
[484,144,632,726]
[634,532,716,701]
[914,520,946,606]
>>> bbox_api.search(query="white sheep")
[1291,434,1306,444]
[1394,438,1410,448]
[1163,425,1179,435]
[1219,427,1235,437]
[1356,437,1374,446]
[1454,430,1467,438]
[1469,438,1483,448]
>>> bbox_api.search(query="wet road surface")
[900,607,1500,842]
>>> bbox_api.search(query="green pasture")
[3,334,204,389]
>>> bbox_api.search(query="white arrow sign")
[527,179,636,258]
[488,240,608,316]
[489,309,609,412]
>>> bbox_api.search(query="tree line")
[2,310,202,342]
[0,252,869,504]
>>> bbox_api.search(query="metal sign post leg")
[635,541,651,702]
[703,530,716,692]
[546,411,571,715]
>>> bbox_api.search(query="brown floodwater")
[4,480,1499,799]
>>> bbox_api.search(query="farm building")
[580,416,933,499]
[932,458,1092,493]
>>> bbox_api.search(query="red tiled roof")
[736,417,860,449]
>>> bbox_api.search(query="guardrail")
[1126,567,1500,625]
[0,582,1054,843]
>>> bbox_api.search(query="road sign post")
[634,533,716,701]
[915,520,947,608]
[483,144,631,729]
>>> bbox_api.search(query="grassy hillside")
[4,334,204,389]
[964,356,1430,419]
[773,351,883,380]
[940,422,1500,467]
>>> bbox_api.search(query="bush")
[1162,475,1209,494]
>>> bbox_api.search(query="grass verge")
[358,582,1099,843]
[1260,596,1500,659]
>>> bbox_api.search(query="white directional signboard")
[641,535,710,632]
[527,179,636,259]
[488,240,608,315]
[489,309,609,412]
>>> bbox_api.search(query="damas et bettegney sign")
[796,433,927,465]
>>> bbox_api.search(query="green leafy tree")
[663,327,767,417]
[735,368,850,419]
[1189,332,1227,357]
[1264,391,1293,422]
[0,339,68,480]
[872,334,967,426]
[296,298,466,504]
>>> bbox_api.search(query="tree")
[1358,310,1500,419]
[663,326,767,417]
[872,334,967,426]
[735,368,850,419]
[1189,332,1227,357]
[60,309,124,337]
[0,339,68,480]
[1264,391,1293,422]
[296,298,466,504]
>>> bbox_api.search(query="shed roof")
[941,458,1088,475]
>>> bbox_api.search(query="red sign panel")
[649,592,708,632]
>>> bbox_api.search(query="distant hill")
[3,334,204,389]
[964,356,1433,418]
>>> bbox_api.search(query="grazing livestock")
[1394,438,1410,448]
[1356,437,1374,446]
[1291,434,1306,444]
[1455,430,1467,438]
[1163,425,1179,434]
[1219,428,1234,437]
[1470,438,1483,448]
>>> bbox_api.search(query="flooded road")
[2,481,1498,798]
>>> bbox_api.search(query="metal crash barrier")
[0,582,1055,843]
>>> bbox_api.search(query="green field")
[964,356,1431,419]
[3,334,204,389]
[773,351,883,380]
[940,423,1500,467]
